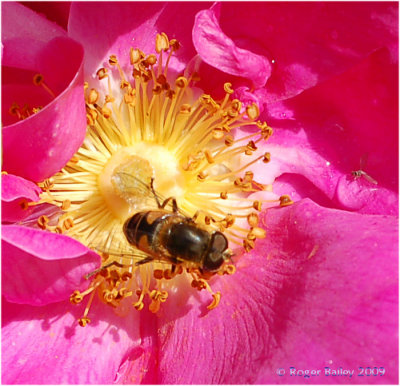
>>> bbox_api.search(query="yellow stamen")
[34,32,285,325]
[33,74,56,99]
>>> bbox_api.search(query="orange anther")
[130,48,144,64]
[243,238,255,252]
[220,192,228,200]
[134,302,144,311]
[96,68,108,80]
[224,82,234,94]
[175,77,188,89]
[224,135,234,146]
[279,195,294,207]
[155,32,169,53]
[121,272,133,281]
[207,291,221,310]
[87,89,99,104]
[253,201,262,211]
[61,199,71,210]
[101,106,112,118]
[263,152,271,163]
[78,317,91,327]
[250,226,266,239]
[109,55,118,65]
[246,103,260,120]
[212,128,225,140]
[247,213,259,227]
[145,54,157,66]
[33,74,44,86]
[170,39,181,51]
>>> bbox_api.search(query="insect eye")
[203,232,228,272]
[211,232,228,253]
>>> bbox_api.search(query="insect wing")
[362,172,378,185]
[112,171,158,210]
[113,171,192,217]
[359,153,369,170]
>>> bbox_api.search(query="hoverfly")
[351,153,378,185]
[91,174,233,277]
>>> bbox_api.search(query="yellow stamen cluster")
[8,74,56,121]
[31,32,291,324]
[8,101,43,120]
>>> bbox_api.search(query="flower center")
[99,144,185,221]
[32,32,291,326]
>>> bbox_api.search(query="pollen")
[32,32,291,325]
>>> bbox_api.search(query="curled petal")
[1,173,41,223]
[2,225,100,305]
[2,36,86,182]
[193,5,271,88]
[1,2,66,48]
[214,2,398,101]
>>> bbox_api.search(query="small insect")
[94,175,232,276]
[351,154,378,185]
[123,178,232,273]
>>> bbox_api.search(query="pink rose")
[2,2,398,384]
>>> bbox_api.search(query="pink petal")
[68,2,206,77]
[2,298,142,384]
[193,4,271,89]
[216,2,398,102]
[19,1,71,30]
[134,200,397,384]
[1,2,66,45]
[254,199,398,384]
[2,225,100,305]
[254,48,398,215]
[2,3,67,73]
[1,173,41,223]
[2,36,86,182]
[114,311,160,384]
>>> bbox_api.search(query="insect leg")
[135,256,154,266]
[160,197,179,212]
[85,260,129,280]
[149,177,178,212]
[149,178,162,207]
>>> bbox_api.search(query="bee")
[95,175,232,276]
[351,154,378,185]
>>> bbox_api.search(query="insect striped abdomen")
[124,211,166,255]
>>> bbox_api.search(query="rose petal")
[253,200,398,384]
[2,36,86,182]
[138,200,397,384]
[193,4,271,89]
[1,173,41,223]
[114,310,160,384]
[251,48,398,215]
[19,1,71,30]
[1,2,66,46]
[68,2,206,77]
[2,297,142,384]
[2,225,100,305]
[2,3,67,73]
[216,2,398,102]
